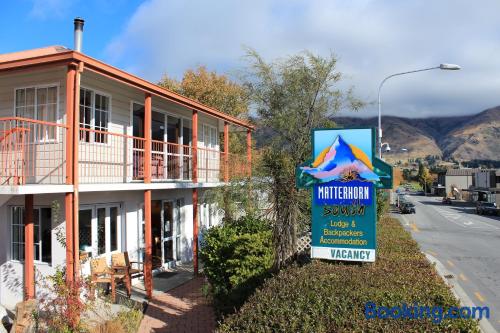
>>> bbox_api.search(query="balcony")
[0,117,249,188]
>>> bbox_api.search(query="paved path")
[397,195,500,332]
[138,276,216,333]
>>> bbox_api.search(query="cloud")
[105,0,500,118]
[29,0,71,20]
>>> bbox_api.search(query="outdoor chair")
[111,251,144,297]
[90,257,127,303]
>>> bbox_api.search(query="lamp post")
[377,63,461,158]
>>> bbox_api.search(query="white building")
[0,19,253,309]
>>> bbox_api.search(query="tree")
[243,49,363,268]
[159,66,248,118]
[417,162,432,193]
[159,66,250,154]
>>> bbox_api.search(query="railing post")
[65,63,77,284]
[224,122,229,182]
[24,194,34,300]
[143,93,153,299]
[246,129,252,178]
[192,109,199,275]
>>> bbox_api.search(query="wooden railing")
[0,117,249,186]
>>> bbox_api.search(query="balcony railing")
[0,117,249,186]
[0,117,67,185]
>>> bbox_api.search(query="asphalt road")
[396,195,500,331]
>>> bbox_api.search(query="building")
[443,168,479,200]
[470,169,500,205]
[0,19,253,309]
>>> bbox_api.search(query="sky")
[1,0,500,118]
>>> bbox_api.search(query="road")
[396,195,500,331]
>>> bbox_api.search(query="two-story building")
[0,19,253,309]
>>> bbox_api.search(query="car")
[442,197,452,205]
[400,202,416,214]
[476,202,498,215]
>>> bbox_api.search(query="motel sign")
[296,128,392,262]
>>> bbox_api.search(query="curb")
[425,253,497,333]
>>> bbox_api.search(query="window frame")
[79,86,112,145]
[10,205,52,265]
[13,83,60,143]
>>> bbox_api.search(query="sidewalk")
[138,276,216,333]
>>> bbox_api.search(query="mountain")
[298,107,499,162]
[300,135,379,183]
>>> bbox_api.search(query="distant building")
[444,168,480,200]
[432,170,447,196]
[470,169,500,205]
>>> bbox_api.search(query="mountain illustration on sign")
[300,135,379,183]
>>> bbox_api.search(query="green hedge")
[200,216,274,314]
[219,217,479,332]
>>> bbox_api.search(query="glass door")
[162,201,175,263]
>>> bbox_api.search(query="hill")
[253,106,499,162]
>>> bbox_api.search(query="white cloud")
[105,0,500,118]
[29,0,71,20]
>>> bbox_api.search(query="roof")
[0,46,69,63]
[0,46,254,130]
[445,168,480,176]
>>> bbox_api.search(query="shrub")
[376,188,389,221]
[200,216,274,314]
[219,217,479,332]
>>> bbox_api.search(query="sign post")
[296,128,392,262]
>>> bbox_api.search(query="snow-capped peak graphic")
[300,135,379,182]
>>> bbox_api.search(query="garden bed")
[219,217,480,332]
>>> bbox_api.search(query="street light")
[377,63,461,158]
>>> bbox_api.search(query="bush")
[200,216,274,314]
[219,217,479,332]
[376,189,389,221]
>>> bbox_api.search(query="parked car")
[476,202,498,215]
[400,202,416,214]
[442,197,452,205]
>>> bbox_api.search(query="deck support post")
[144,93,153,299]
[65,63,77,284]
[246,129,252,177]
[24,194,34,300]
[224,122,229,182]
[192,110,199,275]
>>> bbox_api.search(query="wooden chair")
[111,252,143,297]
[90,257,127,303]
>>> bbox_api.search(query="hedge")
[200,216,274,314]
[219,217,480,332]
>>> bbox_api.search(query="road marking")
[427,250,438,256]
[474,292,485,303]
[447,260,455,267]
[459,273,468,282]
[410,223,420,232]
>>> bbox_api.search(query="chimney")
[74,17,84,52]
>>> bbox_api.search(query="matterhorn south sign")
[296,128,392,262]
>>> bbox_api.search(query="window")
[15,86,58,140]
[11,206,52,264]
[79,204,121,257]
[202,124,218,149]
[79,88,110,143]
